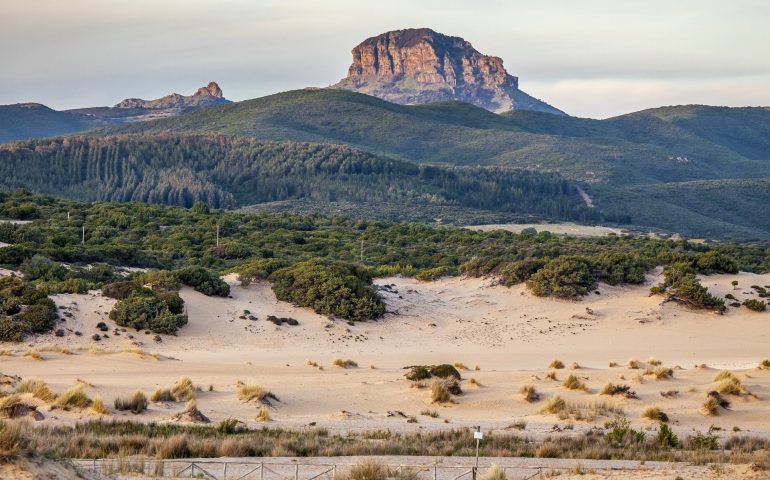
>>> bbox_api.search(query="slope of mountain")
[0,82,230,142]
[333,28,564,115]
[0,103,94,143]
[0,135,595,223]
[105,89,770,187]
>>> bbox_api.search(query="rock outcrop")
[334,28,564,115]
[115,81,229,110]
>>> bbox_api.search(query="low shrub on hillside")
[175,266,229,297]
[109,291,187,335]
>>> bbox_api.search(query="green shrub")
[742,299,767,312]
[270,260,384,321]
[657,422,679,448]
[526,257,596,299]
[175,266,229,297]
[114,391,148,413]
[18,302,57,333]
[109,292,187,334]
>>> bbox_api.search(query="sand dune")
[1,270,770,441]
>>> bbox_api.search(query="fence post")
[333,464,337,480]
[433,465,437,480]
[92,459,97,472]
[295,463,299,480]
[223,462,228,479]
[260,462,264,480]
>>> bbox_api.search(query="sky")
[2,0,769,118]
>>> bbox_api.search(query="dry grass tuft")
[641,406,669,422]
[480,464,507,480]
[714,370,737,382]
[237,382,277,404]
[16,379,54,402]
[431,380,451,404]
[759,359,770,370]
[468,378,482,387]
[151,388,175,403]
[545,371,558,381]
[91,396,108,415]
[420,409,439,418]
[114,391,148,413]
[653,367,674,380]
[171,377,196,401]
[608,361,618,368]
[37,345,74,355]
[540,396,566,415]
[23,351,43,361]
[716,377,745,396]
[571,362,581,370]
[549,360,565,369]
[599,383,636,398]
[647,357,662,366]
[53,386,91,410]
[453,362,469,371]
[0,349,14,357]
[333,358,358,369]
[255,406,271,422]
[519,385,540,403]
[627,359,641,369]
[563,375,588,391]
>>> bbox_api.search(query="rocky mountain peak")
[115,82,229,110]
[334,28,564,115]
[196,81,223,99]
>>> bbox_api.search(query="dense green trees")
[0,135,596,222]
[0,191,766,321]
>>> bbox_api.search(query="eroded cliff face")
[334,28,564,115]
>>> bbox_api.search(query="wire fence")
[71,458,575,480]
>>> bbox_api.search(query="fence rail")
[70,459,574,479]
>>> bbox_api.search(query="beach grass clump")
[702,391,730,416]
[114,391,148,414]
[91,396,108,415]
[420,409,439,418]
[237,382,277,404]
[453,362,469,371]
[599,383,636,398]
[23,351,43,361]
[641,406,669,422]
[151,388,175,403]
[333,359,358,369]
[53,386,91,410]
[480,464,507,480]
[255,406,271,422]
[647,357,662,366]
[0,395,29,418]
[628,359,641,369]
[653,367,673,380]
[16,379,55,402]
[468,378,482,387]
[431,380,452,404]
[549,360,565,369]
[759,359,770,370]
[716,377,745,396]
[539,396,566,415]
[519,385,540,403]
[545,371,558,381]
[171,376,196,401]
[563,375,588,391]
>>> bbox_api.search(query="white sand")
[1,270,770,442]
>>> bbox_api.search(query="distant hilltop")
[333,28,564,115]
[114,81,229,110]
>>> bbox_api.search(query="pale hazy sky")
[3,0,769,118]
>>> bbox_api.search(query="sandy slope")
[1,270,769,442]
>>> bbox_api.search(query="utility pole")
[216,222,220,248]
[81,225,85,245]
[360,239,364,263]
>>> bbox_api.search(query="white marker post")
[473,427,483,479]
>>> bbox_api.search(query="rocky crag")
[334,28,564,114]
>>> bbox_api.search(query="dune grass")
[431,380,451,404]
[114,391,148,414]
[519,385,540,403]
[23,351,43,361]
[151,388,175,402]
[255,406,271,422]
[91,396,108,415]
[653,367,674,380]
[53,386,91,410]
[641,406,669,422]
[759,359,770,370]
[563,375,588,391]
[16,379,55,402]
[628,359,641,369]
[237,382,277,404]
[333,359,358,369]
[539,396,566,415]
[171,377,196,401]
[549,360,565,369]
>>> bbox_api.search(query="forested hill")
[0,135,596,223]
